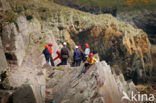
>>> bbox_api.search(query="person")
[42,43,55,66]
[73,46,82,67]
[42,45,51,64]
[78,53,97,78]
[83,43,90,62]
[60,42,69,65]
[48,43,55,66]
[54,50,62,66]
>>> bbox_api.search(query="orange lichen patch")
[123,35,137,55]
[123,34,150,58]
[90,27,103,37]
[104,28,112,39]
[114,32,121,37]
[138,48,143,57]
[134,36,150,57]
[110,24,117,32]
[141,0,149,3]
[65,31,75,49]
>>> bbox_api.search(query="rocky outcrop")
[0,37,8,73]
[66,15,153,84]
[45,61,137,103]
[1,16,41,66]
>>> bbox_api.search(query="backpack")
[61,47,69,58]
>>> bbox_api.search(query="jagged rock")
[46,61,136,103]
[12,84,43,103]
[0,37,8,73]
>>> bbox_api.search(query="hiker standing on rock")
[73,46,82,67]
[42,45,51,64]
[60,42,69,65]
[48,43,55,66]
[54,50,62,66]
[42,43,55,66]
[83,43,90,62]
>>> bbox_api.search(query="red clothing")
[47,46,52,55]
[54,54,62,61]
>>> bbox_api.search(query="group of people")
[42,42,97,74]
[42,42,69,66]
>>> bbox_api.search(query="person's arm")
[54,56,59,61]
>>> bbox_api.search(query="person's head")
[56,50,60,54]
[48,43,53,47]
[78,46,81,49]
[75,46,78,49]
[84,43,89,48]
[89,53,94,58]
[45,45,49,49]
[63,42,67,47]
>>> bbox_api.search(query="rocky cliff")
[117,10,156,44]
[0,0,154,103]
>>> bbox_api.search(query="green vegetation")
[55,67,65,71]
[55,0,156,11]
[0,11,19,23]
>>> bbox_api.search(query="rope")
[39,84,46,103]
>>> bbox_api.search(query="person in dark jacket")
[60,42,69,65]
[73,46,82,67]
[42,45,51,63]
[42,43,55,66]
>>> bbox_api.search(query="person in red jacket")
[54,50,62,66]
[48,43,55,66]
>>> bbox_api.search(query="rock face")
[0,0,11,11]
[68,18,152,84]
[45,61,137,103]
[117,10,156,44]
[1,16,41,66]
[0,37,8,73]
[12,84,43,103]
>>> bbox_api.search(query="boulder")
[12,84,44,103]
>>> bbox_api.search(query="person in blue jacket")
[73,46,82,67]
[42,45,51,64]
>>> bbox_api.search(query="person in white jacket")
[84,43,90,61]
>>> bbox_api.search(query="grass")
[55,67,65,71]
